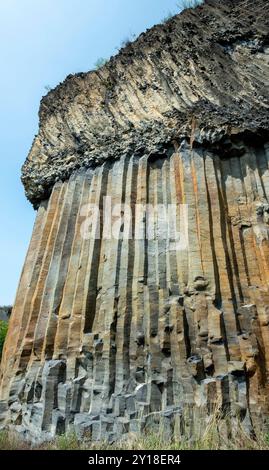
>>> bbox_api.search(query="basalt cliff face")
[1,0,269,442]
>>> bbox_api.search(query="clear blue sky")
[0,0,184,305]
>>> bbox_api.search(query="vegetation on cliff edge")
[0,320,8,358]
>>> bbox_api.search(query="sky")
[0,0,185,305]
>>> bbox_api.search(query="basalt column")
[1,0,269,441]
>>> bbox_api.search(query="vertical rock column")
[1,143,269,440]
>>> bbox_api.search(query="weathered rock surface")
[22,0,269,207]
[1,0,269,442]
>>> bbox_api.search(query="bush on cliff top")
[94,57,108,70]
[179,0,204,9]
[162,1,204,24]
[0,320,8,358]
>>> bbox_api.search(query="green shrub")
[94,57,108,70]
[0,320,8,358]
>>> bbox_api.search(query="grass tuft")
[178,0,204,10]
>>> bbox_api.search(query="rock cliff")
[1,0,269,442]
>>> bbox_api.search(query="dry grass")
[1,412,269,451]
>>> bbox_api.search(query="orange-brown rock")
[1,0,269,441]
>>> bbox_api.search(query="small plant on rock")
[162,11,174,23]
[94,57,108,70]
[178,0,204,10]
[0,320,8,358]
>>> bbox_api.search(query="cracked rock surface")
[22,0,269,207]
[1,0,269,442]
